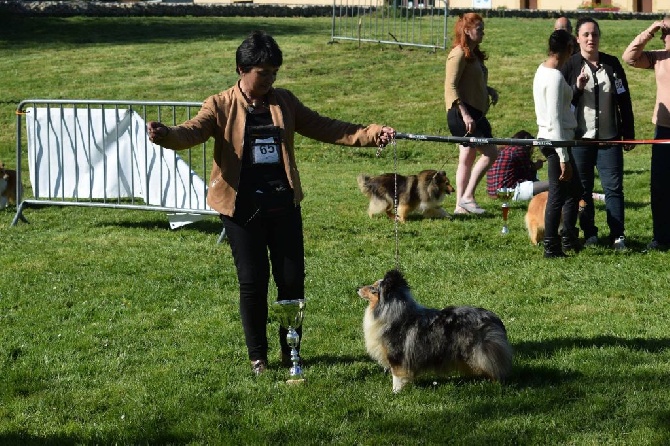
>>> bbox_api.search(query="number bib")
[615,77,626,95]
[245,124,283,167]
[251,137,280,165]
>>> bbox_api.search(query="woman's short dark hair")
[512,130,534,140]
[236,31,283,74]
[547,29,573,56]
[575,17,600,36]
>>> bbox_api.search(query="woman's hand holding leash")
[147,121,169,143]
[456,101,477,135]
[377,126,396,147]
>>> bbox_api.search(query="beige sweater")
[622,30,670,128]
[158,84,383,216]
[444,45,490,114]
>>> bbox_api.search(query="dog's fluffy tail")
[471,324,513,382]
[357,173,393,200]
[357,174,373,197]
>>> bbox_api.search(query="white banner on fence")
[26,108,210,228]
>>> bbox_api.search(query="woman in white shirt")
[533,29,584,258]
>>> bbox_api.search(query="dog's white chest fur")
[363,307,390,369]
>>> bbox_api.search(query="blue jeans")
[222,206,305,361]
[572,144,624,241]
[651,125,670,244]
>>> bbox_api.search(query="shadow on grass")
[313,335,669,392]
[306,352,371,368]
[623,167,649,176]
[0,16,324,47]
[110,216,225,235]
[0,432,192,446]
[305,351,580,392]
[515,334,670,358]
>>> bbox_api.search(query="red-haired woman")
[445,13,498,215]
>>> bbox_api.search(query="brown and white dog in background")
[524,191,587,245]
[0,162,19,209]
[357,169,454,222]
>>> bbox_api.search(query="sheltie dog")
[524,191,587,245]
[357,269,513,393]
[357,169,453,222]
[0,162,19,209]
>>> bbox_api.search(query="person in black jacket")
[561,17,635,251]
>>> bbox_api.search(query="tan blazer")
[159,84,384,216]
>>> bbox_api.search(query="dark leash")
[393,132,670,147]
[377,137,401,270]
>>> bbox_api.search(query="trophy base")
[286,378,306,385]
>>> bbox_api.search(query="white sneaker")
[584,235,598,246]
[613,236,626,251]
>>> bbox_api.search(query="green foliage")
[1,16,669,445]
[579,0,607,8]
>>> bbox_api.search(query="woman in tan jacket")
[445,13,499,215]
[147,31,395,375]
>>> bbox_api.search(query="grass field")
[1,15,669,445]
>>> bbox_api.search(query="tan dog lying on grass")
[525,191,586,245]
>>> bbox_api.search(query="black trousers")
[222,206,305,361]
[651,125,670,245]
[542,147,583,239]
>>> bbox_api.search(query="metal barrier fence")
[12,99,226,242]
[331,0,448,50]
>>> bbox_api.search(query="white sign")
[473,0,492,8]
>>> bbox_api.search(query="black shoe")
[648,239,670,251]
[561,238,581,253]
[251,359,268,376]
[544,237,567,258]
[561,229,582,253]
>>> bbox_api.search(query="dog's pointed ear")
[383,269,408,291]
[431,170,446,184]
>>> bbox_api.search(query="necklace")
[239,82,267,112]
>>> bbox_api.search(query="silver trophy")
[496,187,515,235]
[273,299,306,383]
